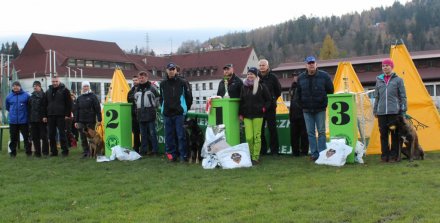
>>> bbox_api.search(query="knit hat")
[247,67,258,76]
[382,58,394,68]
[12,81,21,87]
[33,80,41,87]
[81,81,90,88]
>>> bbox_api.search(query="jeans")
[139,121,159,154]
[303,111,327,158]
[164,115,186,160]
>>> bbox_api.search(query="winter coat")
[239,82,271,119]
[127,85,139,117]
[258,70,281,109]
[74,92,102,123]
[134,81,159,122]
[373,73,407,115]
[45,83,72,116]
[296,69,334,113]
[6,89,30,124]
[159,76,193,117]
[289,81,303,119]
[217,74,243,98]
[28,90,47,123]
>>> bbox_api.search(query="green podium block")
[103,103,132,157]
[208,98,240,146]
[328,93,358,163]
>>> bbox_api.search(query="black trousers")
[48,116,68,155]
[261,107,279,155]
[132,117,141,153]
[290,117,309,156]
[30,122,49,156]
[9,124,31,156]
[378,114,400,160]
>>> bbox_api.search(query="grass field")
[1,134,440,223]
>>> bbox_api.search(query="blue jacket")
[296,69,334,113]
[373,73,407,115]
[6,89,30,124]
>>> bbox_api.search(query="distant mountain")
[196,0,440,66]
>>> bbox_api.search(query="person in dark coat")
[159,62,193,162]
[239,67,271,164]
[217,64,243,98]
[289,76,309,157]
[28,80,49,157]
[295,56,334,161]
[43,76,73,156]
[6,81,30,157]
[74,81,102,158]
[258,59,282,155]
[127,75,141,153]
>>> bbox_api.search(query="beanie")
[33,80,41,87]
[382,58,394,69]
[81,81,90,88]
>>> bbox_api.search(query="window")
[202,83,206,90]
[209,82,213,90]
[196,97,200,104]
[76,60,85,67]
[90,82,101,101]
[94,61,102,68]
[71,82,81,96]
[189,84,192,90]
[85,60,93,67]
[426,85,434,96]
[436,84,440,96]
[104,83,112,96]
[110,63,116,69]
[68,59,76,66]
[102,62,109,68]
[196,84,199,91]
[197,70,200,76]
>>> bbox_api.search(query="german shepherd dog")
[184,118,204,164]
[84,127,104,158]
[389,115,424,162]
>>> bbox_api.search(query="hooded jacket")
[6,89,30,124]
[373,72,407,115]
[159,76,193,117]
[217,73,243,98]
[28,90,47,122]
[75,92,102,123]
[296,69,334,113]
[239,81,271,119]
[45,83,72,116]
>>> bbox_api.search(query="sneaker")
[252,160,260,165]
[309,156,318,161]
[166,153,174,161]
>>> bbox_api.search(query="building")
[272,51,440,108]
[11,33,258,108]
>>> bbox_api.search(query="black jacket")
[159,76,193,117]
[74,92,102,123]
[289,81,303,119]
[127,85,139,117]
[28,91,47,123]
[239,83,271,119]
[295,69,334,113]
[216,74,243,98]
[258,70,281,109]
[45,83,72,117]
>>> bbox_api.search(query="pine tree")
[319,34,339,60]
[10,42,21,58]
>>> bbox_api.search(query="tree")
[10,42,21,58]
[319,34,339,60]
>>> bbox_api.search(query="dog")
[84,127,104,158]
[389,115,424,162]
[184,118,204,164]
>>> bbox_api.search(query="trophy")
[223,77,230,98]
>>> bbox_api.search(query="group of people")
[6,76,101,158]
[6,56,406,164]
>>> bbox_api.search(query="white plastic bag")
[202,154,219,169]
[109,145,142,161]
[216,143,252,169]
[315,140,353,167]
[201,125,227,158]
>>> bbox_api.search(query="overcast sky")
[1,0,410,54]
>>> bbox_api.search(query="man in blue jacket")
[6,81,31,157]
[296,56,334,161]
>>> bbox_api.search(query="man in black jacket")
[74,81,102,158]
[159,62,193,162]
[127,75,141,153]
[216,64,243,98]
[295,56,334,161]
[258,59,282,155]
[289,76,309,157]
[44,76,73,156]
[28,81,49,157]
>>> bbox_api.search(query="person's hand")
[239,115,243,121]
[96,121,101,126]
[74,123,79,129]
[262,107,266,113]
[42,117,47,123]
[65,116,71,120]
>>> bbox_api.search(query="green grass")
[1,134,440,223]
